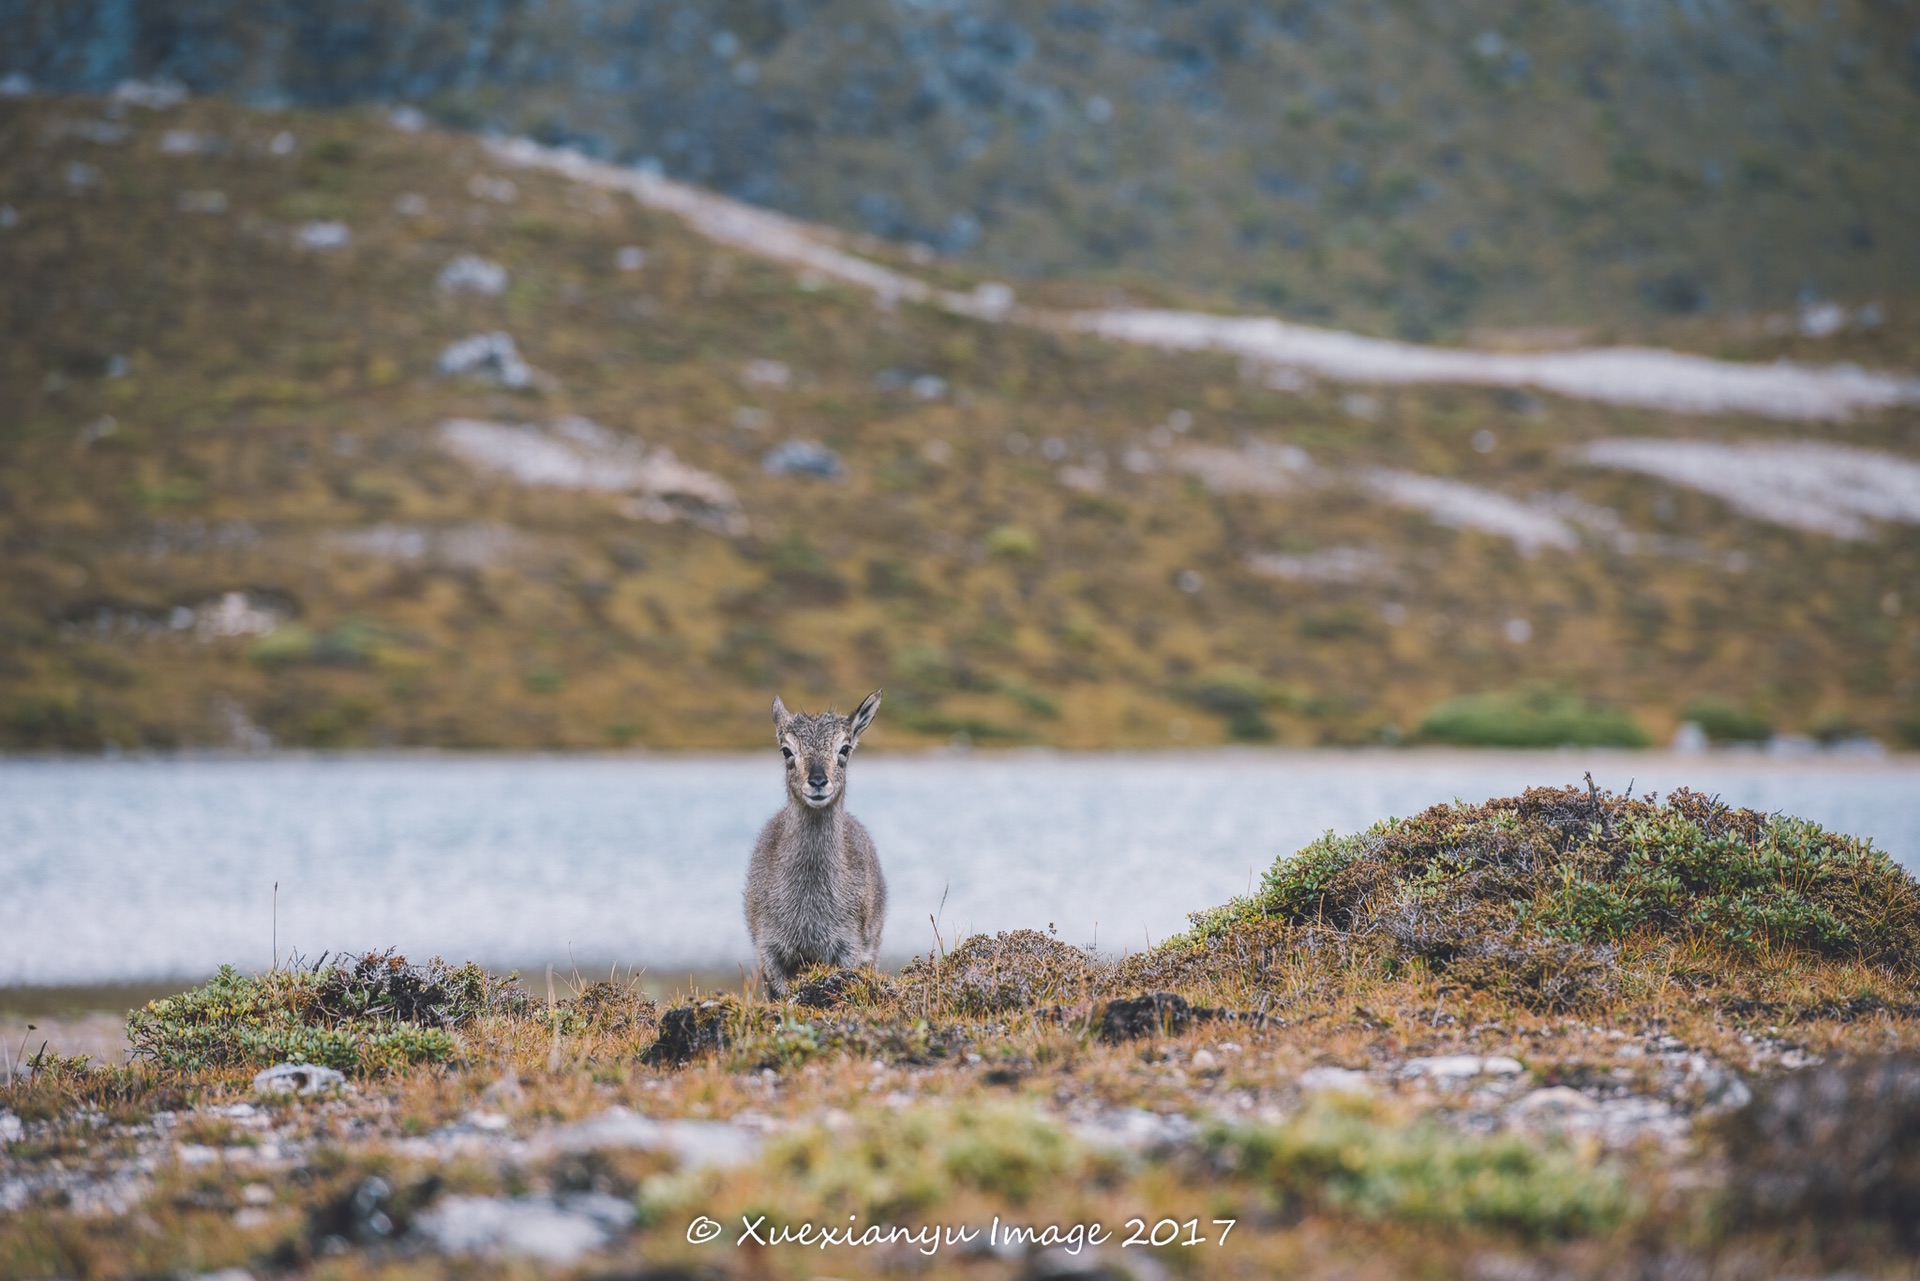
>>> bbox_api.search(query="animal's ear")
[848,688,883,745]
[771,695,793,740]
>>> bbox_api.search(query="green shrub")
[1682,698,1771,743]
[1179,671,1279,742]
[1419,688,1648,748]
[127,953,522,1074]
[985,525,1039,559]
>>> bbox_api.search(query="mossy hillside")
[1172,785,1920,1009]
[0,96,1916,752]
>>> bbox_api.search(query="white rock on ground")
[486,135,1920,423]
[436,254,508,295]
[534,1108,762,1168]
[762,439,843,479]
[295,220,350,251]
[1577,438,1920,539]
[1245,546,1389,584]
[1402,1054,1527,1081]
[324,521,545,571]
[413,1193,633,1263]
[252,1063,347,1096]
[1296,1066,1373,1095]
[113,78,188,109]
[435,333,534,388]
[1174,442,1313,495]
[437,418,745,534]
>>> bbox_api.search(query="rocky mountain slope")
[3,0,1918,339]
[0,91,1916,751]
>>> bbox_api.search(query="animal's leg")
[758,947,792,999]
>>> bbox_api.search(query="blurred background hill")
[5,0,1919,338]
[0,2,1915,753]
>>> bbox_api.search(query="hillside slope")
[0,94,1916,751]
[3,0,1918,339]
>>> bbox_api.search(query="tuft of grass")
[126,952,523,1074]
[1418,687,1649,748]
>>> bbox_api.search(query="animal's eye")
[837,743,851,758]
[781,747,794,760]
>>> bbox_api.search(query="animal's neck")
[789,796,845,858]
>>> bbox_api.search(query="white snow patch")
[486,136,1920,423]
[1362,471,1580,555]
[1577,439,1920,539]
[1066,310,1920,421]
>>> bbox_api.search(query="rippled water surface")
[2,751,1915,986]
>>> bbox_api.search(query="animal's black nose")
[808,767,827,788]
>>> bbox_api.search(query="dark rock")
[1098,992,1193,1042]
[641,998,741,1067]
[1719,1054,1920,1241]
[762,439,842,478]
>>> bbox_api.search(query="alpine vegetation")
[744,690,886,997]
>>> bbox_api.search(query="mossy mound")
[901,930,1098,1015]
[1173,786,1920,1009]
[127,952,523,1074]
[558,980,658,1036]
[789,966,897,1011]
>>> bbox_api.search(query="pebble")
[253,1063,346,1096]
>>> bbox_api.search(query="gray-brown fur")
[744,689,887,997]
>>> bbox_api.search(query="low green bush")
[1418,688,1648,748]
[1682,698,1771,743]
[127,952,522,1074]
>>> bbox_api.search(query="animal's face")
[773,690,881,809]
